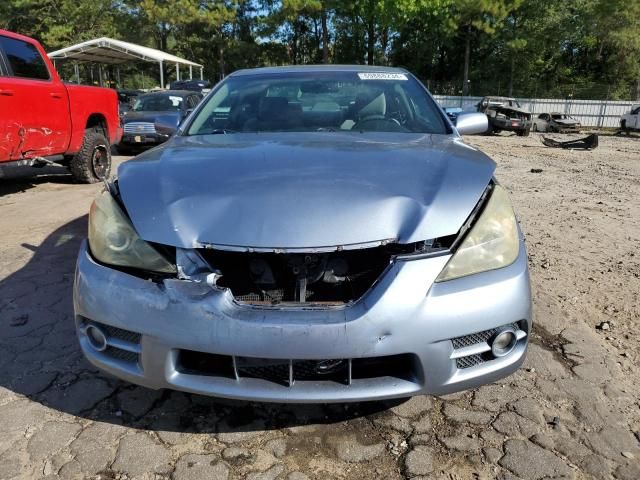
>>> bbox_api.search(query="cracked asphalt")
[1,133,639,480]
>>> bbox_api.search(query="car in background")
[170,79,211,94]
[532,112,581,133]
[620,105,640,133]
[117,90,201,154]
[442,106,463,123]
[0,29,120,183]
[74,65,532,403]
[117,89,143,117]
[477,96,531,136]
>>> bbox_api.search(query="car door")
[631,106,640,129]
[536,114,548,132]
[0,38,22,161]
[0,34,70,159]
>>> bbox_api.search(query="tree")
[451,0,522,95]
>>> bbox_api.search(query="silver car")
[74,66,532,403]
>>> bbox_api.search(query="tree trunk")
[218,42,225,80]
[367,17,375,65]
[462,25,471,96]
[321,7,329,64]
[508,54,514,96]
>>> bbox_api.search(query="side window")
[0,36,50,80]
[631,107,640,115]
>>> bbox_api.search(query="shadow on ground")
[0,170,75,196]
[0,215,402,434]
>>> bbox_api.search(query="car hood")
[123,111,181,129]
[553,119,579,125]
[117,132,495,250]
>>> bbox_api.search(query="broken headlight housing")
[435,184,519,282]
[88,189,176,274]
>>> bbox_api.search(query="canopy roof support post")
[116,67,121,87]
[189,65,192,79]
[74,63,80,84]
[200,67,203,80]
[176,63,180,82]
[159,60,164,89]
[98,64,103,86]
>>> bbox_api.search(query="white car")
[620,105,640,132]
[532,112,581,133]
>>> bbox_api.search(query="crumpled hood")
[117,132,495,250]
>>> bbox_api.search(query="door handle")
[49,92,62,99]
[0,89,14,96]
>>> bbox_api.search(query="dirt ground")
[0,132,639,480]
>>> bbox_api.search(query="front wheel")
[70,129,111,183]
[621,120,628,134]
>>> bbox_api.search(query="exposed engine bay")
[189,240,452,306]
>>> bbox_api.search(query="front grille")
[176,350,418,387]
[104,346,139,363]
[101,324,142,344]
[456,354,485,369]
[452,323,519,350]
[78,317,141,367]
[124,122,156,134]
[452,329,498,349]
[451,323,522,369]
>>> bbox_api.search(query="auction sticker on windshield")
[358,72,408,81]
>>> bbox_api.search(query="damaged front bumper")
[73,240,532,402]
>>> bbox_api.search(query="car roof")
[230,64,409,77]
[139,90,195,98]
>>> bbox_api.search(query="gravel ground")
[0,132,639,480]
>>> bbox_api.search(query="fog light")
[491,328,517,357]
[85,324,108,352]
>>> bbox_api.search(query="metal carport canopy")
[47,37,203,88]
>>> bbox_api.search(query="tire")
[621,120,628,134]
[532,124,537,132]
[484,123,494,136]
[70,128,111,183]
[517,128,530,137]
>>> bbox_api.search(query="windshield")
[551,114,569,120]
[186,71,448,135]
[133,95,183,112]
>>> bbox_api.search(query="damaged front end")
[178,239,454,307]
[487,106,531,134]
[89,180,461,308]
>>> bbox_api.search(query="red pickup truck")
[0,30,121,183]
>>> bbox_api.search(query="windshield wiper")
[207,128,236,135]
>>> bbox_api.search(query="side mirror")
[455,112,489,135]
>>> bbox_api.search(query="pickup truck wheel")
[70,129,111,183]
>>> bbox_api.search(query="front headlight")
[435,184,519,282]
[88,189,176,273]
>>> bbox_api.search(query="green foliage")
[1,0,639,99]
